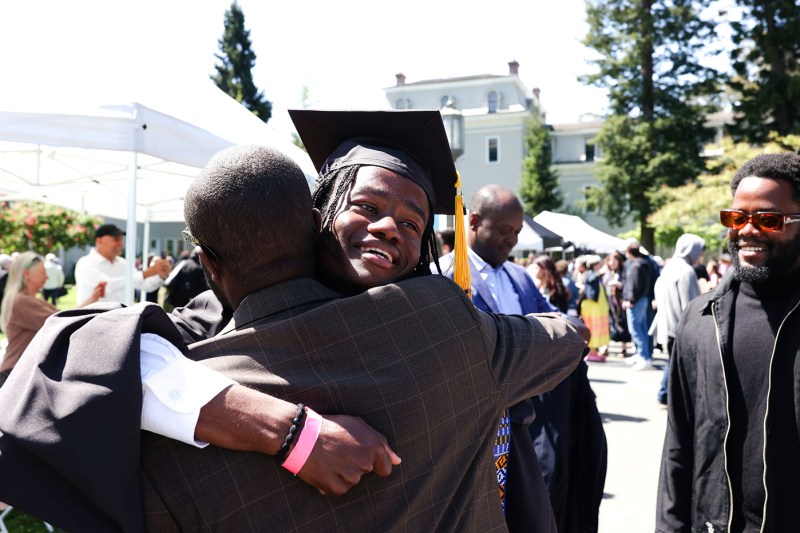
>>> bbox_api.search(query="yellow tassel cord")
[453,170,471,298]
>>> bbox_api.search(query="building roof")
[390,74,507,88]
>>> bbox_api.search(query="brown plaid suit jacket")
[141,275,583,532]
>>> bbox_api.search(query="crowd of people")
[0,109,797,533]
[0,230,210,389]
[515,236,728,377]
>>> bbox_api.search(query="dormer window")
[395,98,409,110]
[440,95,453,108]
[488,91,499,113]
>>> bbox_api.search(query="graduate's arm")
[140,334,400,497]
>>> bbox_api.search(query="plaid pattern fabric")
[494,409,511,512]
[142,276,584,532]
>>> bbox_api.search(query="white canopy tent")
[0,76,316,304]
[512,219,544,253]
[533,211,627,254]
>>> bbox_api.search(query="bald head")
[185,145,317,298]
[469,185,524,217]
[468,185,524,267]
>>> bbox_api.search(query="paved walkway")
[587,346,669,533]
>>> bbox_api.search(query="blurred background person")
[650,233,704,405]
[0,252,103,387]
[603,251,631,358]
[702,257,721,292]
[556,259,580,316]
[0,254,12,319]
[529,253,571,313]
[579,254,610,362]
[162,248,207,311]
[74,224,171,305]
[435,228,455,256]
[623,241,654,370]
[42,253,66,305]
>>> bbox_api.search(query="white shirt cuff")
[140,333,235,447]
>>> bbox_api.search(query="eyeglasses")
[24,256,43,270]
[182,229,221,263]
[720,209,800,232]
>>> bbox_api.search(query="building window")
[487,91,498,113]
[583,142,595,162]
[582,137,601,162]
[487,137,500,164]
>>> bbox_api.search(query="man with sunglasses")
[657,153,800,533]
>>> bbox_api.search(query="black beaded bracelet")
[278,403,306,463]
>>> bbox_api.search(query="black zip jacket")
[656,272,800,532]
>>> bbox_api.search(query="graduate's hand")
[298,414,401,497]
[564,314,592,344]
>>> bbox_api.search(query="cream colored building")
[384,61,625,235]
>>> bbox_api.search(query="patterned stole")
[493,409,511,512]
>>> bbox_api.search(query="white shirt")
[467,247,523,315]
[74,248,163,304]
[140,333,235,446]
[43,261,65,290]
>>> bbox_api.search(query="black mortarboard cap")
[289,109,457,215]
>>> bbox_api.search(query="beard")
[729,234,800,284]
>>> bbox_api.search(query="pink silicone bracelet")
[282,407,322,475]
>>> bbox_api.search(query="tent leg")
[123,152,138,306]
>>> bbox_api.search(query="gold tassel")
[453,170,471,298]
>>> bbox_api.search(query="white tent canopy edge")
[0,76,317,305]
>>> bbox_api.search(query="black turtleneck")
[727,278,800,532]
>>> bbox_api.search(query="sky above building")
[2,0,731,141]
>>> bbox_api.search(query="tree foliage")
[728,0,800,143]
[648,134,800,253]
[211,2,272,123]
[0,202,102,254]
[581,0,720,252]
[520,118,562,216]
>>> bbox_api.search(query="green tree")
[0,202,102,254]
[211,2,272,123]
[728,0,800,143]
[649,134,800,253]
[582,0,720,252]
[520,118,562,215]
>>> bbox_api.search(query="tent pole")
[142,209,151,281]
[124,152,138,306]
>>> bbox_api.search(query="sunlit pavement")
[587,344,668,532]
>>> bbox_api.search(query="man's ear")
[468,212,480,231]
[197,248,222,282]
[312,208,322,237]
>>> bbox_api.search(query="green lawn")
[1,507,64,533]
[55,284,78,311]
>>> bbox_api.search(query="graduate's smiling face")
[317,166,430,294]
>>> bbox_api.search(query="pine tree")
[581,0,720,252]
[519,117,562,216]
[728,0,800,143]
[211,2,272,123]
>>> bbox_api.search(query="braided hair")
[311,165,442,278]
